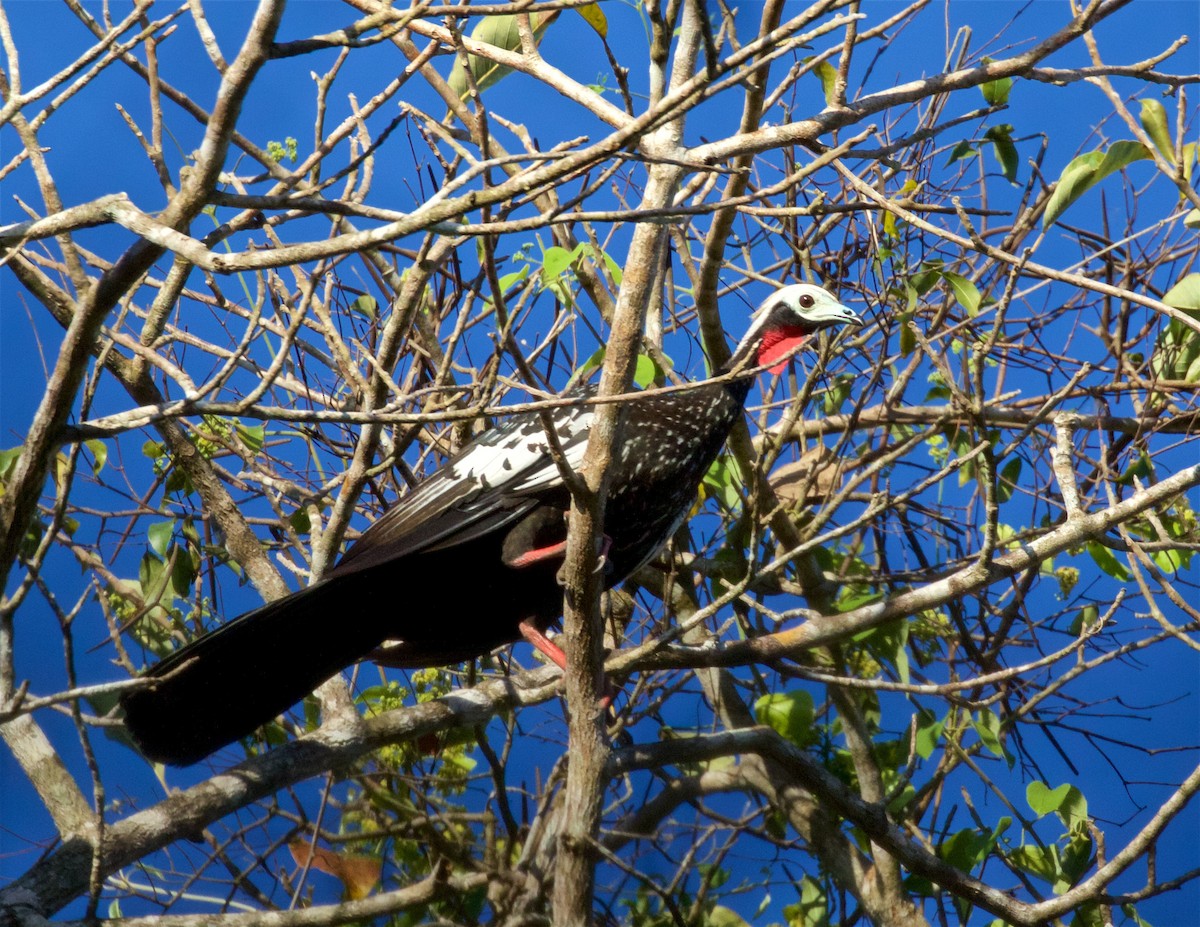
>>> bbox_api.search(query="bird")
[120,284,861,765]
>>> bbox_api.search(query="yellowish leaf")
[289,840,381,900]
[574,3,607,37]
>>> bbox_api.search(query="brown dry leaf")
[288,839,381,900]
[770,447,849,508]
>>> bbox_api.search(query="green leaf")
[540,245,575,280]
[633,355,657,388]
[910,262,943,295]
[1071,902,1106,927]
[1121,902,1155,927]
[290,508,312,534]
[447,14,552,100]
[886,778,917,815]
[943,272,982,316]
[995,456,1022,504]
[984,124,1018,183]
[84,439,108,475]
[821,372,854,415]
[0,446,22,482]
[180,517,200,548]
[980,73,1013,106]
[446,14,525,99]
[882,208,899,239]
[568,345,607,388]
[702,454,743,510]
[785,875,829,927]
[805,57,838,106]
[1043,141,1152,228]
[1027,780,1072,817]
[941,827,992,872]
[170,546,196,596]
[754,690,817,747]
[1069,605,1100,635]
[869,621,911,684]
[972,708,1008,762]
[495,267,529,293]
[1115,449,1152,487]
[1152,319,1200,383]
[1152,547,1186,573]
[1163,273,1200,312]
[1059,785,1089,832]
[599,248,623,286]
[914,709,945,760]
[1044,148,1107,228]
[236,421,265,455]
[1095,139,1152,177]
[1086,540,1130,580]
[444,752,477,774]
[1185,208,1200,230]
[706,905,751,927]
[1009,844,1062,884]
[573,348,668,392]
[945,139,978,166]
[148,521,175,559]
[349,295,376,320]
[1139,98,1174,164]
[138,551,166,600]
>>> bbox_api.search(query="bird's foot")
[551,534,613,584]
[506,534,613,577]
[597,533,612,574]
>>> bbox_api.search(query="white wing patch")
[450,405,593,497]
[337,396,597,565]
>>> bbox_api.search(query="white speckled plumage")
[120,284,861,765]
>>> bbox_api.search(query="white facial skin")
[729,284,862,372]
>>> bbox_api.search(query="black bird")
[120,285,861,765]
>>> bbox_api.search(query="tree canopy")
[1,2,1198,925]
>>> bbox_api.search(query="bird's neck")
[722,328,809,379]
[713,368,754,407]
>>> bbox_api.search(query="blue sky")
[2,1,1198,923]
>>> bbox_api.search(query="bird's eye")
[799,293,815,309]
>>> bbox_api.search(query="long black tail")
[120,577,389,766]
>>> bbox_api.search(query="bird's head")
[729,284,862,374]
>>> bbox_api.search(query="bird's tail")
[120,577,388,766]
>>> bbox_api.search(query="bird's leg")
[518,619,617,710]
[502,507,571,568]
[502,508,612,577]
[504,539,568,568]
[518,618,568,670]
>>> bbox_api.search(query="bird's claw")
[555,558,609,585]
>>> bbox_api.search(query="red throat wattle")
[758,326,808,373]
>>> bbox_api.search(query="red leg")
[506,534,612,573]
[505,540,569,569]
[519,619,568,670]
[518,620,617,710]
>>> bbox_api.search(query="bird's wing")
[330,396,595,576]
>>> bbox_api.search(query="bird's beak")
[834,303,863,327]
[810,301,862,329]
